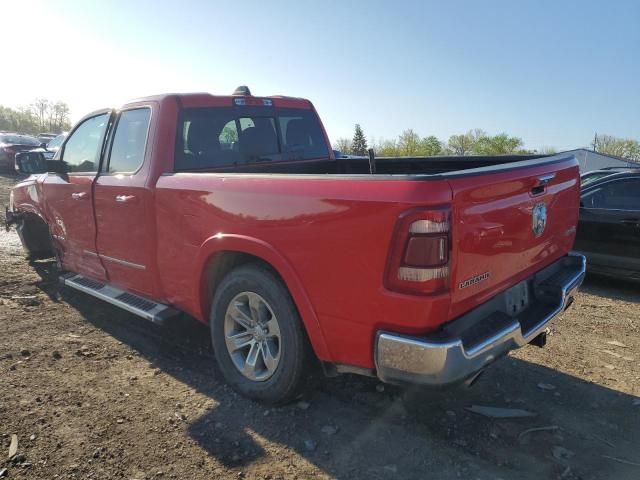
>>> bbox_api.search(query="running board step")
[60,273,179,325]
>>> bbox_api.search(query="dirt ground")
[0,173,638,480]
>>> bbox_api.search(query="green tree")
[420,135,442,156]
[333,137,351,154]
[536,146,558,155]
[351,124,368,156]
[447,130,484,155]
[397,129,421,156]
[49,102,71,132]
[0,99,71,135]
[375,139,399,157]
[594,134,640,162]
[0,106,39,134]
[472,133,525,155]
[447,133,471,155]
[32,98,50,131]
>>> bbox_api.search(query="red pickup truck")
[7,87,586,403]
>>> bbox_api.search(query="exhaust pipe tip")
[564,296,575,311]
[529,331,547,348]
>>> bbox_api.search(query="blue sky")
[4,0,639,150]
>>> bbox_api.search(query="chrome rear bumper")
[375,253,586,386]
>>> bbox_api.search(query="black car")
[580,167,634,187]
[0,133,42,172]
[574,168,640,281]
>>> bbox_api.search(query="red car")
[7,88,585,403]
[0,133,42,172]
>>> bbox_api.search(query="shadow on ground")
[581,273,640,304]
[30,260,640,480]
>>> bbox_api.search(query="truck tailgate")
[447,155,580,319]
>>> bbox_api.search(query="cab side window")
[61,113,109,173]
[106,108,151,174]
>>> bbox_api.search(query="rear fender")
[196,233,331,362]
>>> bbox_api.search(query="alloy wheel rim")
[223,291,281,381]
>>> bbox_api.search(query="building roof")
[561,148,637,172]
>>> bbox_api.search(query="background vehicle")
[575,168,640,280]
[580,166,638,186]
[581,169,617,186]
[7,89,584,403]
[332,150,362,159]
[0,133,42,172]
[30,132,68,160]
[37,133,58,145]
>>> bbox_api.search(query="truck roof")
[122,91,313,110]
[72,87,318,145]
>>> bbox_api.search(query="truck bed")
[192,153,551,175]
[335,153,549,176]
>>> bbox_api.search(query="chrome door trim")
[83,250,146,270]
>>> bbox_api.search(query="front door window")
[61,114,110,173]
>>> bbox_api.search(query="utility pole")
[591,132,598,152]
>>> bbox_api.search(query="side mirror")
[15,151,47,174]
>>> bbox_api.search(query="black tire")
[210,264,310,404]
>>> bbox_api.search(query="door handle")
[115,194,136,203]
[71,192,88,200]
[536,173,556,185]
[531,173,556,195]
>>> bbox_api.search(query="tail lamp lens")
[409,218,450,234]
[397,265,449,282]
[403,235,447,267]
[385,208,451,295]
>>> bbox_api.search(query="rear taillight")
[385,208,451,295]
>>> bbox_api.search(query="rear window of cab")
[174,107,329,171]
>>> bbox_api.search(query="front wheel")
[210,265,310,404]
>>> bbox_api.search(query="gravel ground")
[1,172,639,480]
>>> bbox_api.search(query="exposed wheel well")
[16,212,55,259]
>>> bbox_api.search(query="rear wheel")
[210,265,310,404]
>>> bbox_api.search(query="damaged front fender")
[4,205,21,231]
